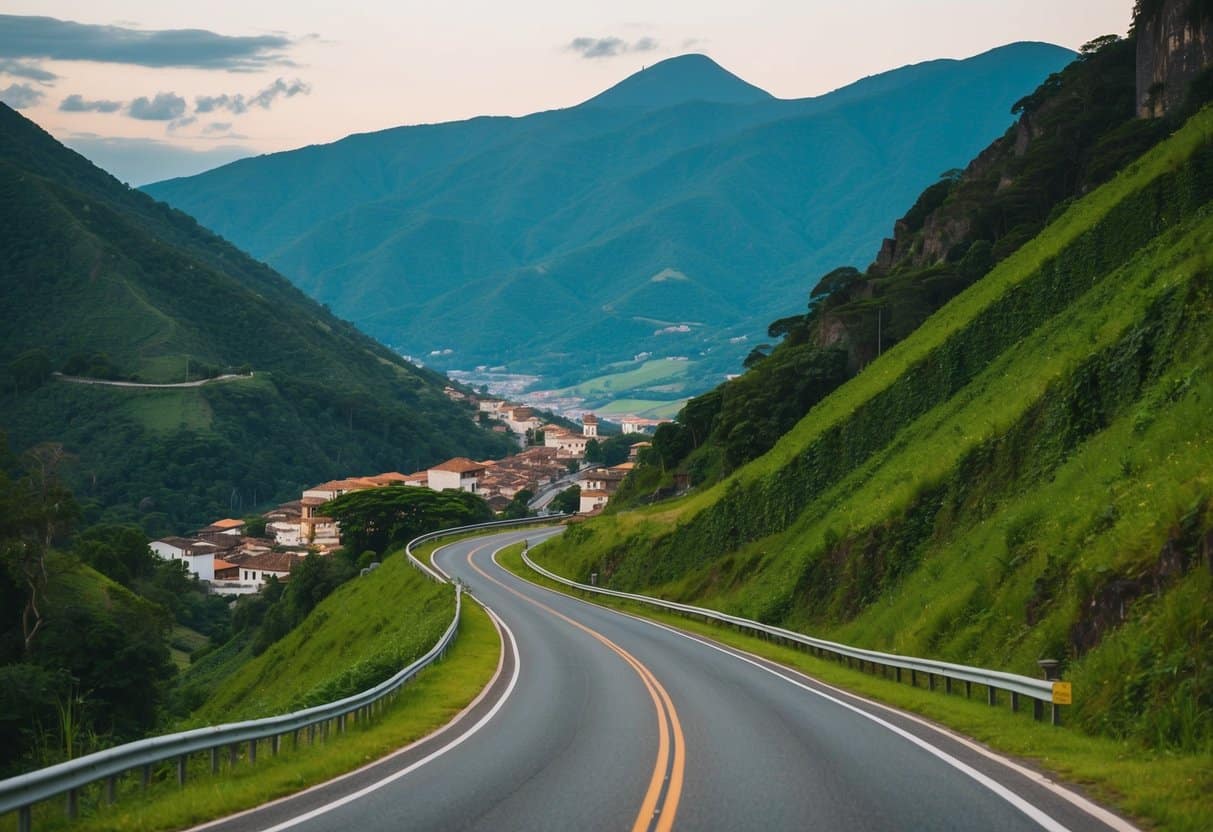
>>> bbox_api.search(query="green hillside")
[145,45,1074,385]
[535,103,1213,757]
[183,554,452,724]
[0,104,512,534]
[629,34,1182,484]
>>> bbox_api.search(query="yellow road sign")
[1052,681,1072,705]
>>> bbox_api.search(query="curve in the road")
[187,528,1138,832]
[463,540,685,832]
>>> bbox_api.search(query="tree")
[502,489,534,519]
[323,486,494,554]
[550,485,581,515]
[0,443,79,653]
[584,438,603,463]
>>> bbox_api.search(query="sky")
[1,1,1135,185]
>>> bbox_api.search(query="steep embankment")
[0,104,512,533]
[536,106,1213,752]
[182,554,452,724]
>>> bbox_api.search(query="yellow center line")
[461,540,685,832]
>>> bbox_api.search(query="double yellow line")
[465,542,685,832]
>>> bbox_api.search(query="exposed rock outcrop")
[1136,0,1213,117]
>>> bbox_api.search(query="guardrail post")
[895,667,902,683]
[987,687,997,707]
[910,669,917,687]
[177,754,187,785]
[964,680,972,699]
[928,673,936,691]
[107,773,117,803]
[1033,699,1044,721]
[1011,691,1020,713]
[18,806,31,832]
[272,734,280,756]
[944,676,952,695]
[249,739,257,764]
[67,787,78,819]
[141,764,151,789]
[293,728,300,749]
[1052,704,1061,726]
[210,746,219,773]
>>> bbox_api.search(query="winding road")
[193,528,1136,832]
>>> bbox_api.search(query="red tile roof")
[430,457,487,474]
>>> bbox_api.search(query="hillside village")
[150,397,659,595]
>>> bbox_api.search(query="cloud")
[203,121,233,133]
[195,77,310,115]
[59,93,122,113]
[0,82,44,109]
[64,134,253,186]
[568,36,660,59]
[128,91,186,120]
[0,14,296,72]
[0,58,57,84]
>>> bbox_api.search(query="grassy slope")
[11,598,500,832]
[500,543,1211,832]
[535,108,1213,756]
[186,554,452,723]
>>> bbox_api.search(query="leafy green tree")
[584,438,604,463]
[502,489,534,519]
[323,486,493,555]
[550,485,581,515]
[243,515,268,538]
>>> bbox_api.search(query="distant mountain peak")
[579,53,774,110]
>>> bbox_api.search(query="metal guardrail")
[0,575,463,830]
[522,548,1071,722]
[0,513,567,829]
[405,514,568,582]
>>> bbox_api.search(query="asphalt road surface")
[194,528,1137,832]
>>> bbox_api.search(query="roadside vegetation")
[500,542,1211,831]
[535,58,1213,796]
[2,596,500,832]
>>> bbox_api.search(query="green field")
[594,398,686,419]
[549,358,695,400]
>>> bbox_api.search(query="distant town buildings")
[147,390,654,597]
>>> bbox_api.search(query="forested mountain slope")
[0,105,511,534]
[536,97,1213,757]
[145,45,1074,382]
[628,32,1202,484]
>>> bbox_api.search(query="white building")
[150,537,217,581]
[428,457,487,493]
[579,489,610,513]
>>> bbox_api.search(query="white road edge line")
[511,541,1136,832]
[640,617,1075,831]
[257,606,520,832]
[599,603,1137,832]
[186,600,520,832]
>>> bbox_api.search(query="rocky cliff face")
[1136,0,1213,116]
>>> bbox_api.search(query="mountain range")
[144,44,1075,388]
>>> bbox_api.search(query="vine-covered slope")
[536,106,1213,753]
